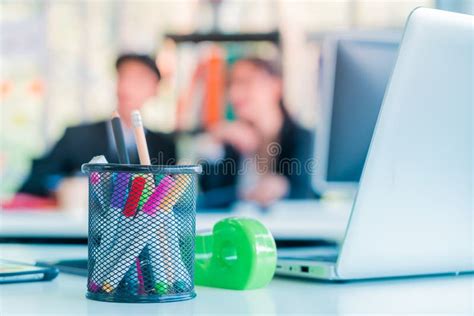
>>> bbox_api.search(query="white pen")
[101,211,152,293]
[89,172,130,291]
[151,211,191,289]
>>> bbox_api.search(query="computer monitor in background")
[313,31,401,194]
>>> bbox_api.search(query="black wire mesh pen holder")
[82,163,201,303]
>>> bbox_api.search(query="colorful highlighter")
[150,211,191,293]
[88,281,100,293]
[158,175,189,212]
[123,176,146,217]
[138,174,164,209]
[102,213,152,293]
[142,176,174,216]
[90,172,101,185]
[111,173,131,209]
[154,282,168,295]
[89,172,131,288]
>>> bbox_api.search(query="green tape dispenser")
[195,217,277,290]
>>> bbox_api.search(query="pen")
[102,176,173,293]
[130,110,154,293]
[99,178,148,293]
[111,110,150,294]
[102,211,152,293]
[111,111,130,164]
[103,110,154,294]
[156,175,192,292]
[137,246,155,294]
[138,174,164,209]
[89,172,130,291]
[158,174,190,212]
[142,175,192,292]
[116,262,139,294]
[88,156,111,221]
[141,176,174,216]
[89,172,105,238]
[136,257,146,295]
[123,176,146,218]
[150,211,191,292]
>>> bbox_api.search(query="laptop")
[276,8,474,281]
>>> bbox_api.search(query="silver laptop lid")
[337,8,473,279]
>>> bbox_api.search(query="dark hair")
[235,57,282,78]
[116,53,161,80]
[234,57,290,118]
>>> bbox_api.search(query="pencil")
[111,111,130,164]
[130,109,154,294]
[131,110,151,165]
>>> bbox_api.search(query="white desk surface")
[1,244,473,315]
[1,200,352,241]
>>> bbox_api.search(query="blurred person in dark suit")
[15,53,176,201]
[199,57,314,208]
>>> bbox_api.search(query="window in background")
[279,0,434,128]
[436,0,473,14]
[1,2,49,197]
[0,0,434,199]
[0,1,198,198]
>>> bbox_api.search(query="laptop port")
[301,266,309,273]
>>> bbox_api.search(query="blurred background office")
[1,0,472,211]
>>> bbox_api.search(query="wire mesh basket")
[82,163,201,303]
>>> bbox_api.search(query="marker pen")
[89,172,130,291]
[116,262,139,295]
[102,212,152,293]
[111,111,130,164]
[151,211,191,293]
[123,176,146,218]
[158,174,190,212]
[142,176,174,216]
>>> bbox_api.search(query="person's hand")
[56,177,89,212]
[210,121,261,155]
[242,174,289,207]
